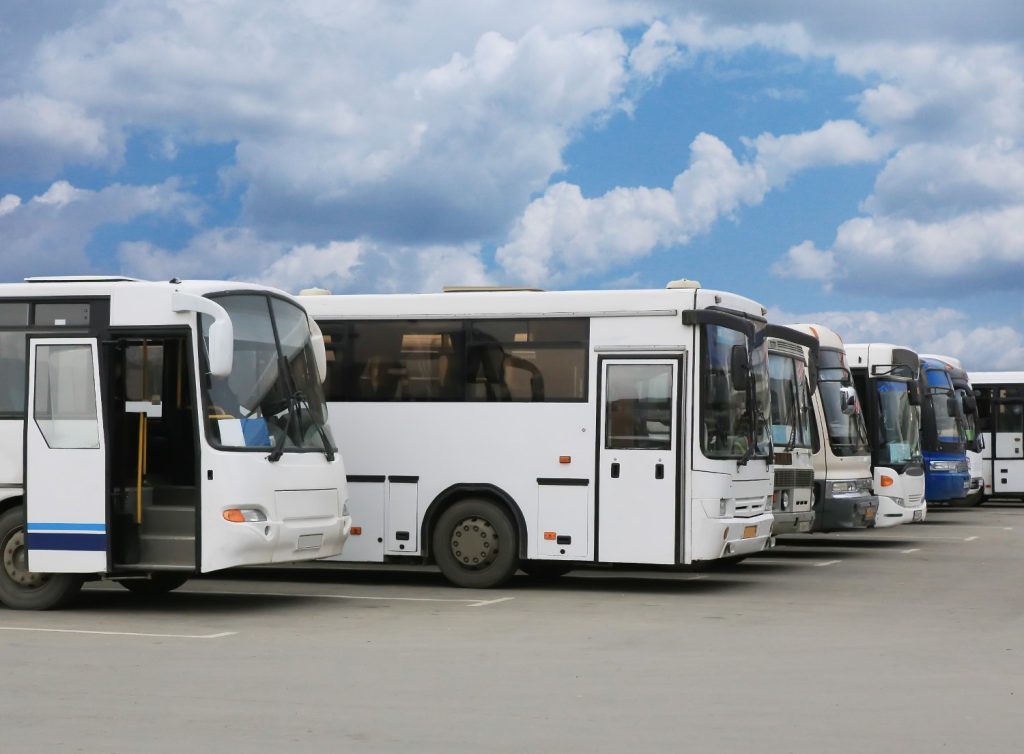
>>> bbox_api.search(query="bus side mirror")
[206,319,234,378]
[729,345,750,392]
[963,395,978,414]
[908,381,921,406]
[839,385,857,415]
[308,316,328,384]
[948,395,964,418]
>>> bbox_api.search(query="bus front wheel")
[432,499,518,588]
[0,507,83,610]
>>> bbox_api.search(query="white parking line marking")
[815,560,841,567]
[188,588,513,608]
[468,596,516,608]
[1004,527,1014,531]
[901,548,921,554]
[0,626,235,639]
[964,536,979,542]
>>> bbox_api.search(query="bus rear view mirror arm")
[171,291,234,378]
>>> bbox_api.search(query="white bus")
[970,371,1024,501]
[788,325,877,530]
[0,277,350,609]
[302,280,774,587]
[765,328,819,535]
[845,343,928,525]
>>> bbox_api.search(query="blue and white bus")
[917,356,971,503]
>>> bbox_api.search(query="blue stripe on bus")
[26,523,106,533]
[26,533,107,551]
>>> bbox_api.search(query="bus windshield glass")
[817,350,870,456]
[768,352,811,449]
[926,369,965,445]
[701,324,770,460]
[875,380,922,464]
[201,294,333,454]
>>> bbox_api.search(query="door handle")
[655,463,664,480]
[610,462,620,478]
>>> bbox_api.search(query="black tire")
[432,498,519,588]
[519,561,574,579]
[0,507,83,610]
[119,573,189,596]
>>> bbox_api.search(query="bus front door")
[598,358,680,564]
[24,337,108,573]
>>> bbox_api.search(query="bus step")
[139,505,194,537]
[138,533,196,568]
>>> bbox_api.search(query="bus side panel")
[0,420,23,487]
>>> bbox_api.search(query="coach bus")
[765,328,819,535]
[301,280,775,587]
[921,355,985,505]
[916,356,971,503]
[0,277,350,609]
[788,325,877,530]
[845,343,928,524]
[970,371,1024,501]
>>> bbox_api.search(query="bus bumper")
[770,510,815,535]
[817,492,877,531]
[874,495,927,527]
[925,471,971,502]
[690,514,773,562]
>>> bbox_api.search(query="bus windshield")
[875,379,922,465]
[926,369,965,445]
[768,352,811,449]
[701,324,770,460]
[816,350,870,456]
[202,294,333,455]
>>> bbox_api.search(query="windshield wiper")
[267,388,336,463]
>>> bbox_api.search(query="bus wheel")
[119,573,189,596]
[433,499,518,588]
[519,561,574,579]
[0,508,83,610]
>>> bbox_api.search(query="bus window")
[0,331,28,416]
[605,363,672,450]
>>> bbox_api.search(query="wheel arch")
[420,483,528,562]
[0,492,23,516]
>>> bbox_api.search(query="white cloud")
[0,94,116,175]
[771,305,1024,371]
[0,179,199,281]
[497,120,887,284]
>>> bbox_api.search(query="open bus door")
[24,337,108,573]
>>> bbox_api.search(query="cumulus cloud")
[119,228,488,294]
[771,305,1024,371]
[497,120,888,284]
[0,94,117,175]
[0,180,199,281]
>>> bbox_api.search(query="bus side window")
[0,332,28,416]
[975,389,993,434]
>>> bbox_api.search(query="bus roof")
[298,285,767,321]
[787,323,845,351]
[969,371,1024,386]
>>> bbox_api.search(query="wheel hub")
[450,516,500,570]
[2,528,48,589]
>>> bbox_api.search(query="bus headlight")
[223,508,268,523]
[780,490,790,511]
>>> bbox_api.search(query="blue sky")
[1,1,1023,368]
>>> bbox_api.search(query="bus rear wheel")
[432,499,518,589]
[119,573,190,596]
[0,507,83,610]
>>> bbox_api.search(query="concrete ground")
[1,502,1022,753]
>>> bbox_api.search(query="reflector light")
[544,531,557,540]
[880,475,895,487]
[351,526,363,536]
[559,456,571,464]
[223,508,267,523]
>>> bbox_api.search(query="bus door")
[994,396,1024,493]
[598,357,681,564]
[24,337,108,573]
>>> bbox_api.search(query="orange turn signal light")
[544,531,557,541]
[351,526,363,536]
[880,475,895,487]
[223,509,246,523]
[559,456,571,464]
